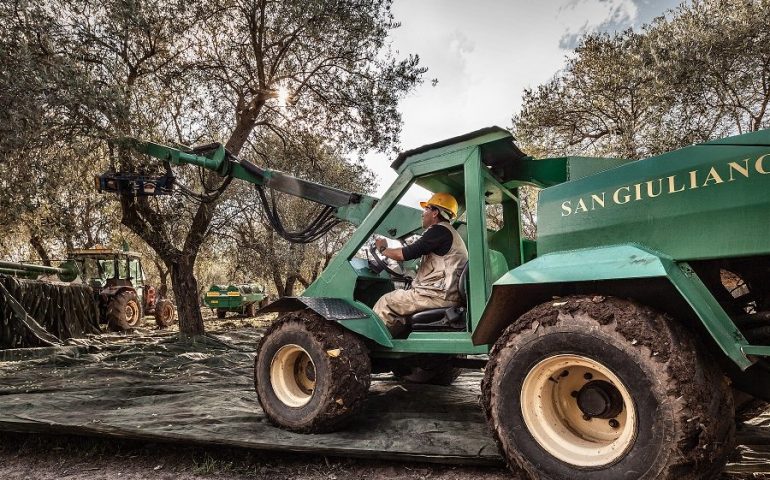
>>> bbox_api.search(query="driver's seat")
[405,261,469,332]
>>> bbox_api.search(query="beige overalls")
[373,222,468,335]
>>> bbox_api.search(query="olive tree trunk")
[169,256,204,336]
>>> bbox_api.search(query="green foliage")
[513,0,770,160]
[0,0,424,333]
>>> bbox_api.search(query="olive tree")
[220,132,375,297]
[0,1,117,261]
[3,0,424,335]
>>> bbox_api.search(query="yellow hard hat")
[420,192,458,218]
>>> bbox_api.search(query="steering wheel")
[368,242,411,283]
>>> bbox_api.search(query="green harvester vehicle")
[101,126,770,479]
[204,283,267,318]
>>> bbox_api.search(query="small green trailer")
[203,283,267,318]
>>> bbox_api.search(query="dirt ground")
[0,311,512,479]
[0,432,515,480]
[2,312,770,479]
[2,431,770,480]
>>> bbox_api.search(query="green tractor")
[103,127,770,479]
[0,247,176,331]
[68,248,176,330]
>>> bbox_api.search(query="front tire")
[254,311,371,433]
[482,296,734,480]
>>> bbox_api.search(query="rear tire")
[106,291,141,331]
[254,311,371,433]
[154,299,176,328]
[216,309,227,319]
[482,296,734,480]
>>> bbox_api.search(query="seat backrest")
[458,261,469,305]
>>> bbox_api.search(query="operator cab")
[353,127,534,336]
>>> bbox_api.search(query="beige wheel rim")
[125,300,140,326]
[270,344,316,407]
[520,354,636,467]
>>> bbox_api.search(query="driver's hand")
[375,238,388,252]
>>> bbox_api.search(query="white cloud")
[367,0,679,202]
[557,0,640,48]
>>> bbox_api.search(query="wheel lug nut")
[609,419,620,428]
[584,372,593,380]
[582,414,592,421]
[571,390,579,398]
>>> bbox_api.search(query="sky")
[370,0,683,204]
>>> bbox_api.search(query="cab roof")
[69,248,141,258]
[391,126,529,183]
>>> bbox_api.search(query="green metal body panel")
[538,139,770,260]
[485,244,752,369]
[495,244,669,284]
[483,129,770,368]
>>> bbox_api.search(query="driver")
[372,192,468,337]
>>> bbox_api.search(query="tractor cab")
[68,247,153,329]
[70,247,146,292]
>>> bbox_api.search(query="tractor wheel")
[482,296,734,480]
[154,299,176,328]
[254,311,371,433]
[216,309,227,319]
[244,302,257,317]
[106,291,142,331]
[393,355,463,386]
[732,326,770,422]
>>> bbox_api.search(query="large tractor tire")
[154,299,176,328]
[392,355,463,386]
[732,326,770,422]
[106,291,142,331]
[216,309,227,319]
[482,296,734,480]
[733,390,769,423]
[244,302,257,317]
[254,311,371,433]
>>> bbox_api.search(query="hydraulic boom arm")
[99,138,424,241]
